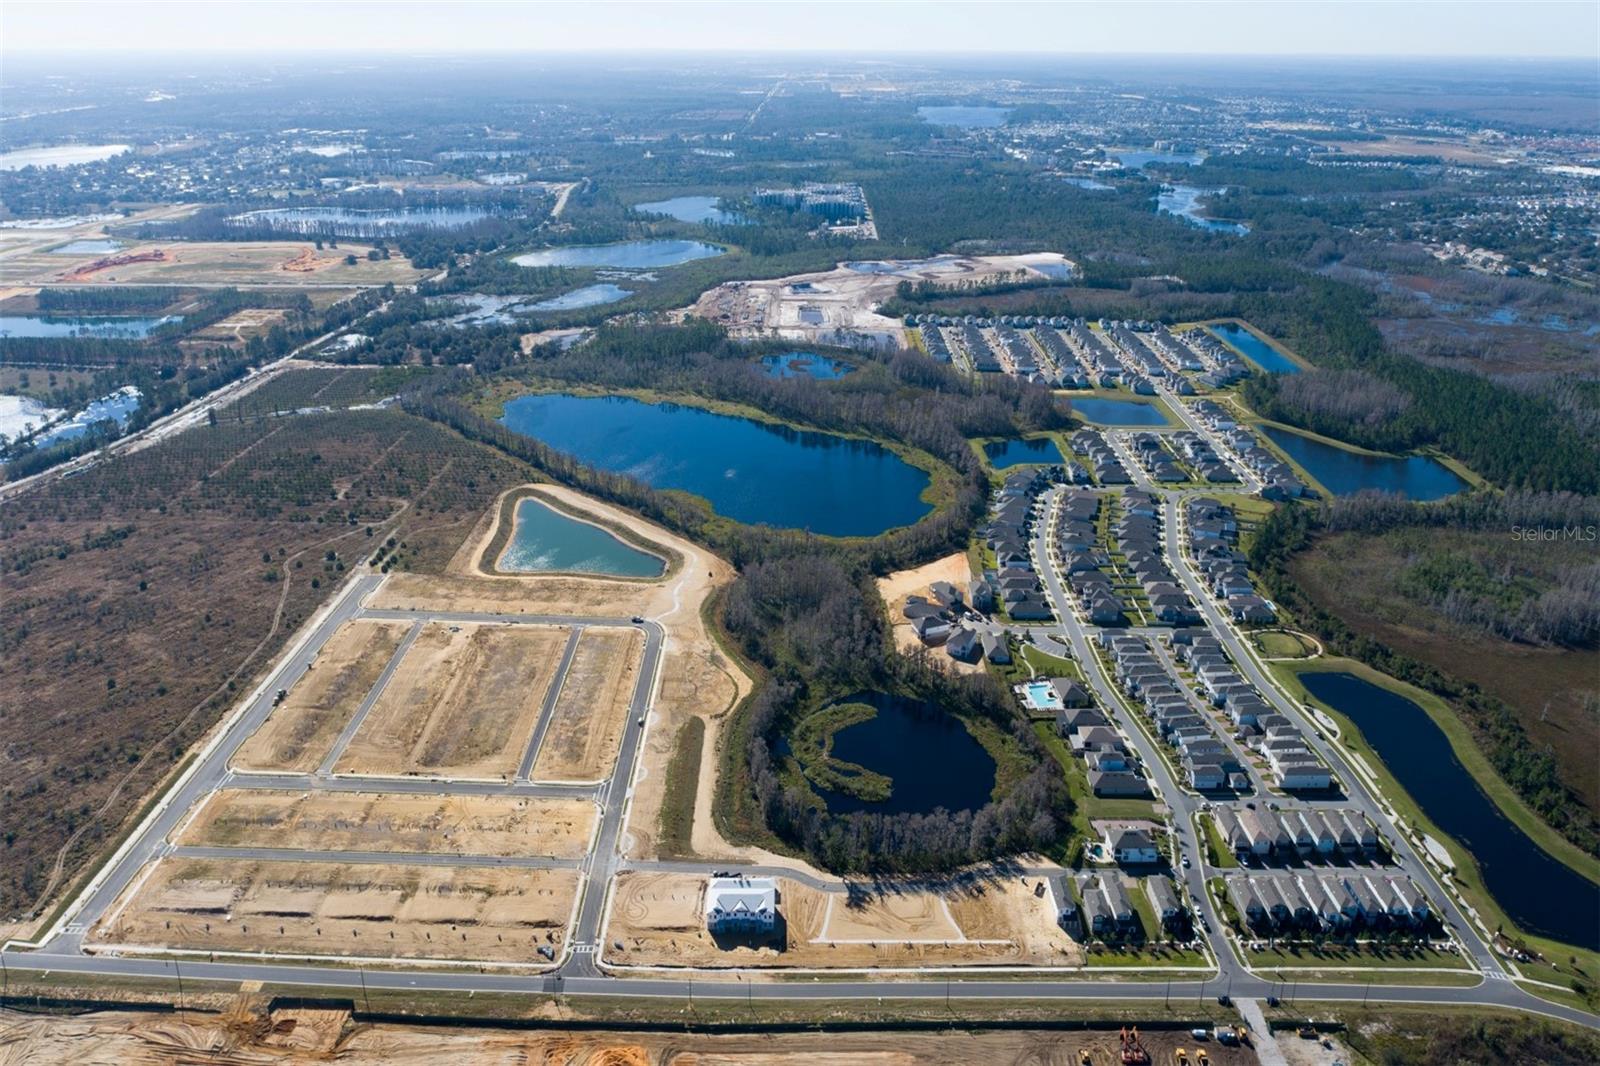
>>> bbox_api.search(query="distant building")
[705,877,778,933]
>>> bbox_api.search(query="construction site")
[682,253,1075,347]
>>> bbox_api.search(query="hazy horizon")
[4,0,1596,59]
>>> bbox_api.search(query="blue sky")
[5,1,1595,57]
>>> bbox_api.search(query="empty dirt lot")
[232,620,410,773]
[0,1006,1264,1065]
[175,790,597,859]
[334,622,568,779]
[605,871,1082,970]
[532,626,645,783]
[0,239,423,288]
[90,857,577,963]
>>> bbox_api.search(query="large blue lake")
[0,314,179,339]
[1300,671,1599,949]
[511,240,724,269]
[499,393,932,536]
[985,436,1065,468]
[634,195,745,225]
[498,496,664,577]
[806,692,997,815]
[1116,149,1203,169]
[1261,425,1466,501]
[1073,397,1170,426]
[228,205,491,233]
[1209,323,1300,374]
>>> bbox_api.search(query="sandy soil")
[334,622,568,779]
[0,239,422,287]
[0,1007,1263,1066]
[232,620,410,773]
[409,484,793,871]
[604,872,1082,970]
[874,552,985,675]
[684,254,1076,345]
[532,626,644,783]
[88,857,577,963]
[175,790,597,859]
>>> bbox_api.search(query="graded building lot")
[0,239,424,287]
[232,619,411,773]
[334,622,569,779]
[175,790,598,860]
[0,1009,1264,1065]
[531,626,645,783]
[604,872,1083,970]
[89,858,578,963]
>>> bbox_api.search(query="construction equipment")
[1079,1051,1093,1066]
[1119,1027,1151,1066]
[1196,1051,1209,1066]
[1175,1049,1189,1066]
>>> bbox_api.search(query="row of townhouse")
[1115,491,1201,626]
[1185,497,1275,623]
[1170,431,1241,485]
[1225,869,1432,934]
[958,323,1003,373]
[980,467,1058,621]
[1175,330,1250,388]
[1104,322,1166,395]
[1061,320,1127,387]
[1055,489,1131,626]
[1070,427,1132,484]
[1102,630,1252,792]
[1127,432,1189,484]
[1211,804,1380,862]
[919,324,952,363]
[1186,401,1308,500]
[1169,630,1332,790]
[994,324,1042,381]
[1029,324,1093,389]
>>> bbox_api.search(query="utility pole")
[359,965,370,1013]
[174,959,185,1014]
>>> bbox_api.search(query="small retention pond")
[497,496,664,577]
[1208,323,1301,374]
[0,314,179,340]
[803,692,997,816]
[1073,397,1169,426]
[499,393,932,536]
[984,436,1064,468]
[1261,425,1467,501]
[634,195,745,225]
[759,352,851,380]
[1300,671,1600,948]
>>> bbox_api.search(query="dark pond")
[497,496,664,577]
[985,436,1065,468]
[760,351,851,380]
[1157,185,1250,235]
[807,692,997,816]
[634,195,745,225]
[499,393,931,536]
[511,239,724,269]
[1300,671,1600,948]
[1073,397,1170,426]
[918,105,1011,128]
[1261,425,1467,501]
[1209,323,1300,374]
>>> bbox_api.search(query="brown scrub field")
[604,872,1082,970]
[0,239,423,288]
[175,790,597,859]
[231,620,410,772]
[333,622,569,779]
[89,857,577,963]
[531,626,645,782]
